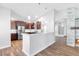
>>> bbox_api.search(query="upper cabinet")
[25,22,35,29]
[11,20,42,30]
[11,20,26,29]
[36,21,41,29]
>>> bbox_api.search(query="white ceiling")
[1,3,79,19]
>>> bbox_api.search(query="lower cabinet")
[22,32,55,56]
[11,33,18,41]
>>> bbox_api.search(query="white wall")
[11,10,25,21]
[46,10,54,33]
[38,9,54,33]
[0,7,11,49]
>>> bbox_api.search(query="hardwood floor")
[36,37,79,56]
[0,40,26,56]
[0,37,79,56]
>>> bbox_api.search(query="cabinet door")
[11,33,18,41]
[36,21,41,29]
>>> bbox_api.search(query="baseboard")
[22,49,30,56]
[0,45,11,49]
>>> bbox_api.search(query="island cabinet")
[22,32,55,56]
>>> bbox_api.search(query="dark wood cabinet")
[11,33,18,41]
[36,21,41,29]
[11,20,41,30]
[11,20,26,29]
[25,22,35,29]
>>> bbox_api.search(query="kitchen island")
[22,32,55,56]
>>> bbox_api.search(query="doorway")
[55,20,67,45]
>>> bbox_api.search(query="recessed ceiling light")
[28,16,31,20]
[35,16,38,18]
[45,8,47,10]
[38,3,40,5]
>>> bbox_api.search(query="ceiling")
[1,3,79,20]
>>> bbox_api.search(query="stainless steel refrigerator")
[17,26,25,40]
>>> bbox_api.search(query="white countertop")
[11,29,17,33]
